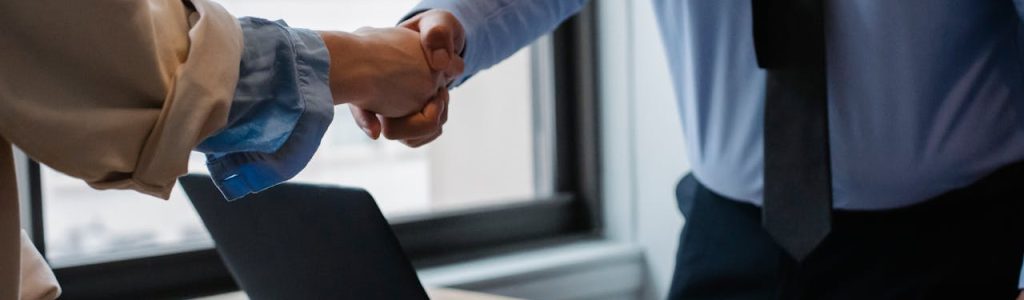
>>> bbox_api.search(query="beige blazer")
[0,0,243,298]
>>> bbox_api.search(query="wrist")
[318,30,372,106]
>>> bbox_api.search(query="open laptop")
[180,174,430,300]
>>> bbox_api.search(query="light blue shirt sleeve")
[195,17,334,201]
[408,0,588,86]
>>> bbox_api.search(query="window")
[25,1,599,298]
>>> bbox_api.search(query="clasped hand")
[318,10,464,147]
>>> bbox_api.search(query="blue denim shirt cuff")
[199,18,334,201]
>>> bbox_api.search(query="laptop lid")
[180,174,429,300]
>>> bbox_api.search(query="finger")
[432,11,466,54]
[348,105,381,139]
[418,15,456,71]
[380,90,447,140]
[445,56,466,83]
[399,128,440,147]
[402,90,448,147]
[440,91,449,125]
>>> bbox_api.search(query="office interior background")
[14,0,690,299]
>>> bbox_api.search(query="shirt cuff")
[198,17,334,201]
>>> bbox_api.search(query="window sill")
[418,240,646,300]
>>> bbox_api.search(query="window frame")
[27,4,601,298]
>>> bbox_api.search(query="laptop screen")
[180,174,429,300]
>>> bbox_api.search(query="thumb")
[349,105,382,140]
[418,17,457,72]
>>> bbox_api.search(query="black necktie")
[752,0,832,261]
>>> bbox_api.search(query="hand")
[401,9,466,84]
[318,27,444,118]
[349,9,466,147]
[351,88,450,148]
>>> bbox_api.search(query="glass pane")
[42,0,547,267]
[41,154,214,266]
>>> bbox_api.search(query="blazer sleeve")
[0,0,244,199]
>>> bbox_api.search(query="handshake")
[317,10,465,148]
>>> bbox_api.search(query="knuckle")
[440,11,459,25]
[429,23,450,34]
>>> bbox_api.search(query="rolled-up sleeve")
[196,18,334,201]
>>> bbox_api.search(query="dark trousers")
[668,163,1024,300]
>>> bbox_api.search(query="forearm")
[317,31,366,105]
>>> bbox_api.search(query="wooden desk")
[196,287,522,300]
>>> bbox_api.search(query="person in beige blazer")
[0,0,465,298]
